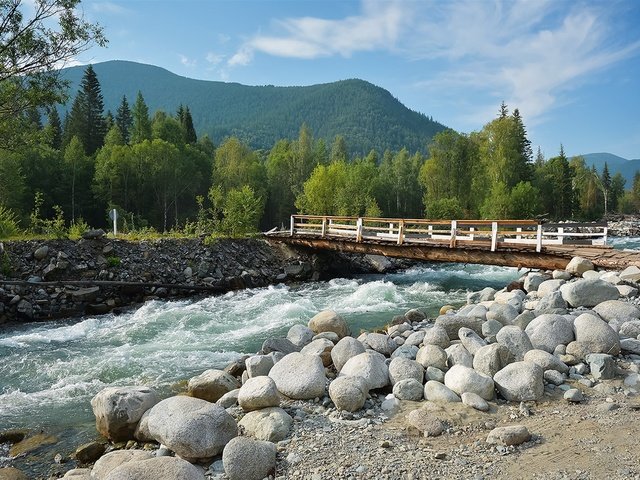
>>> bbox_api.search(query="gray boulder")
[392,378,425,401]
[524,272,551,292]
[435,315,483,339]
[593,300,640,324]
[425,366,445,383]
[620,320,640,338]
[496,325,533,361]
[585,353,616,380]
[444,364,494,400]
[391,344,419,360]
[523,349,569,374]
[339,351,389,390]
[146,396,237,460]
[268,352,326,400]
[486,425,531,446]
[560,279,619,308]
[91,386,159,442]
[238,407,292,442]
[286,324,315,348]
[329,375,368,412]
[222,436,276,480]
[553,270,572,280]
[573,313,620,356]
[92,450,154,480]
[424,380,461,403]
[187,369,240,403]
[300,338,334,366]
[537,279,565,297]
[525,314,574,353]
[308,310,350,339]
[388,357,424,385]
[458,327,487,355]
[216,389,240,409]
[422,325,451,348]
[445,343,473,368]
[362,332,397,356]
[620,338,640,354]
[482,319,503,343]
[565,256,594,276]
[619,265,640,282]
[404,330,426,347]
[238,376,280,412]
[245,355,275,378]
[544,369,566,386]
[493,361,544,402]
[486,303,519,325]
[416,344,448,371]
[104,457,205,480]
[261,337,299,355]
[534,291,568,315]
[406,408,445,437]
[461,392,490,412]
[331,336,366,372]
[467,287,496,304]
[473,343,514,378]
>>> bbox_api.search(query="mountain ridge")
[579,152,640,185]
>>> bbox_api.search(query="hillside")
[580,152,640,185]
[58,60,447,154]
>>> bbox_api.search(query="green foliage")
[0,205,20,238]
[106,256,121,267]
[507,181,540,219]
[0,250,12,276]
[67,218,90,240]
[29,192,65,238]
[426,198,464,219]
[220,186,264,237]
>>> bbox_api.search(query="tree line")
[1,66,639,239]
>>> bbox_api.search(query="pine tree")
[116,95,133,144]
[105,111,114,132]
[182,107,197,144]
[46,108,62,150]
[499,101,508,118]
[534,146,545,167]
[512,108,533,181]
[131,91,152,144]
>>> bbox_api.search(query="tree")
[213,136,266,198]
[330,135,348,163]
[45,108,62,150]
[600,162,612,216]
[177,105,197,144]
[130,91,151,144]
[220,186,264,236]
[63,136,90,223]
[0,0,106,149]
[610,172,625,212]
[116,95,132,144]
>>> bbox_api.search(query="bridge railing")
[285,216,608,252]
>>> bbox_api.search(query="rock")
[624,373,640,387]
[458,327,487,355]
[261,337,299,355]
[496,325,533,361]
[445,343,473,368]
[582,270,601,280]
[620,320,640,338]
[406,409,445,437]
[461,392,490,411]
[363,332,397,356]
[329,375,369,412]
[391,344,419,360]
[467,287,496,304]
[482,319,503,343]
[388,357,424,385]
[566,256,594,276]
[424,381,461,403]
[465,304,488,321]
[33,245,49,261]
[74,441,105,464]
[92,450,155,480]
[585,353,616,380]
[104,456,205,480]
[523,349,569,374]
[245,355,275,378]
[494,361,544,402]
[560,279,619,308]
[313,331,340,342]
[525,314,574,353]
[544,369,566,386]
[444,364,494,400]
[620,338,640,354]
[426,366,445,383]
[300,338,334,366]
[512,311,536,331]
[617,285,639,297]
[404,330,426,346]
[286,324,315,348]
[308,310,350,339]
[600,271,621,284]
[435,315,483,339]
[146,396,237,460]
[486,425,531,446]
[486,303,519,325]
[534,291,568,314]
[405,308,427,322]
[537,279,566,297]
[62,469,91,478]
[339,351,389,390]
[416,344,448,371]
[564,388,584,402]
[524,272,550,292]
[331,336,366,372]
[392,378,425,401]
[91,386,160,442]
[473,343,514,378]
[422,325,451,348]
[222,436,276,480]
[82,229,106,239]
[593,300,640,324]
[269,352,326,399]
[217,389,240,409]
[620,265,640,282]
[381,395,401,414]
[553,270,572,280]
[238,376,280,411]
[238,407,292,442]
[187,369,240,403]
[439,304,456,315]
[388,323,412,337]
[573,313,620,356]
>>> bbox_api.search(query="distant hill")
[579,152,640,185]
[58,60,447,155]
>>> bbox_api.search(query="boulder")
[424,381,461,403]
[104,457,204,480]
[560,279,619,308]
[300,338,334,366]
[74,441,105,464]
[90,386,160,442]
[486,425,531,446]
[416,344,448,371]
[544,369,566,386]
[565,257,594,276]
[339,351,389,390]
[486,303,519,325]
[461,392,490,412]
[620,338,640,354]
[187,369,240,403]
[362,332,397,356]
[458,327,487,355]
[524,272,551,293]
[599,272,621,285]
[404,330,426,347]
[238,407,292,442]
[62,469,91,478]
[512,311,536,331]
[435,315,483,339]
[620,265,640,282]
[422,325,451,348]
[392,379,424,401]
[467,287,496,304]
[537,279,566,297]
[329,375,369,412]
[331,336,366,372]
[618,284,639,297]
[391,344,419,360]
[146,396,237,460]
[552,270,572,280]
[216,389,240,409]
[585,353,616,380]
[445,343,473,368]
[245,355,275,378]
[620,320,640,338]
[593,300,640,324]
[482,319,503,343]
[525,314,574,353]
[523,349,569,374]
[496,325,533,361]
[444,364,494,400]
[268,352,326,400]
[286,324,315,348]
[473,343,514,378]
[564,388,584,402]
[238,376,280,411]
[308,310,350,339]
[425,366,445,383]
[534,291,568,314]
[493,361,544,402]
[406,408,445,437]
[388,357,424,385]
[573,313,620,356]
[222,437,276,480]
[261,337,299,355]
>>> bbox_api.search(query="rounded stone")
[573,313,621,356]
[388,357,424,385]
[268,352,326,400]
[524,314,574,353]
[328,375,368,412]
[444,364,494,400]
[308,310,350,339]
[560,279,619,308]
[493,361,544,402]
[406,409,445,437]
[187,369,240,403]
[424,380,461,403]
[422,325,451,349]
[486,425,531,446]
[496,325,533,361]
[238,376,280,412]
[331,336,366,372]
[392,378,424,401]
[416,344,448,371]
[286,324,315,347]
[461,392,490,412]
[104,456,205,480]
[238,407,293,442]
[339,351,389,390]
[222,436,277,480]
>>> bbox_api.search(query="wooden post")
[558,227,564,244]
[290,215,295,236]
[356,217,363,242]
[491,222,498,252]
[603,226,608,246]
[450,220,457,248]
[321,217,327,237]
[428,224,433,238]
[516,227,522,240]
[397,220,405,245]
[536,224,542,252]
[389,222,394,235]
[469,227,475,241]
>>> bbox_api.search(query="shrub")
[0,205,20,238]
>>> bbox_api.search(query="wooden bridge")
[265,215,640,271]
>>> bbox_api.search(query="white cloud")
[228,46,254,67]
[179,54,196,68]
[206,51,225,65]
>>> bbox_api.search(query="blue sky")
[72,0,640,160]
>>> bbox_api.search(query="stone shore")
[2,255,638,479]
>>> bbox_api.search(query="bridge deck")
[265,216,640,271]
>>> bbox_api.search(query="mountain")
[580,152,640,185]
[58,60,447,154]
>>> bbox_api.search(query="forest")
[1,64,639,240]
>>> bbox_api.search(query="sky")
[69,0,640,160]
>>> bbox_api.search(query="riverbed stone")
[237,376,280,411]
[91,386,160,442]
[617,284,639,297]
[458,327,487,355]
[269,352,326,399]
[486,425,531,446]
[585,353,616,380]
[566,257,594,276]
[593,300,640,324]
[104,456,205,480]
[461,392,490,411]
[486,303,519,325]
[560,279,619,308]
[534,291,568,314]
[444,364,495,400]
[392,378,425,401]
[523,349,569,374]
[146,396,237,460]
[300,338,334,366]
[435,315,483,339]
[74,441,105,464]
[238,407,292,442]
[467,287,496,304]
[537,279,565,297]
[620,320,640,338]
[222,436,276,480]
[216,389,240,409]
[423,381,461,403]
[406,408,445,437]
[494,361,544,402]
[445,343,473,368]
[496,325,533,361]
[482,319,503,343]
[544,369,566,386]
[405,308,427,322]
[416,344,448,371]
[525,314,574,353]
[425,366,445,383]
[340,351,389,390]
[473,343,514,378]
[329,375,368,412]
[187,369,240,403]
[564,388,584,402]
[388,357,424,385]
[286,324,315,348]
[573,313,621,356]
[553,270,572,280]
[620,338,640,354]
[331,336,366,372]
[261,337,299,355]
[422,325,451,349]
[524,272,550,293]
[62,469,91,479]
[620,265,640,282]
[308,310,350,339]
[245,355,275,378]
[33,245,49,261]
[362,332,397,356]
[92,450,155,480]
[391,344,419,360]
[404,330,426,347]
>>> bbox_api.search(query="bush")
[68,218,90,240]
[426,198,464,219]
[0,205,20,238]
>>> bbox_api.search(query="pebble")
[564,388,585,402]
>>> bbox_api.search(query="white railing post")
[397,220,405,245]
[450,220,457,248]
[428,224,433,238]
[536,224,542,252]
[558,226,564,244]
[603,226,608,246]
[491,221,498,252]
[321,217,327,237]
[356,217,363,242]
[469,226,475,241]
[290,215,295,236]
[389,222,394,235]
[516,227,522,240]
